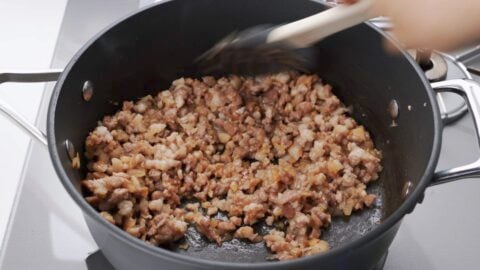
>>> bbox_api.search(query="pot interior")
[50,0,437,262]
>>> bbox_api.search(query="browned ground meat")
[82,72,382,260]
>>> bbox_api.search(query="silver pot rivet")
[65,139,76,160]
[82,80,93,101]
[388,99,399,120]
[402,181,413,199]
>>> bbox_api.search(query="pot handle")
[430,79,480,186]
[0,69,62,147]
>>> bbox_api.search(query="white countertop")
[0,0,67,244]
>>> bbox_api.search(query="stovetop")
[1,0,480,269]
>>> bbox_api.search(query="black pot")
[2,0,480,269]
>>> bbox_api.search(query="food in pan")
[82,72,382,260]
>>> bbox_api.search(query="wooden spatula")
[197,0,377,75]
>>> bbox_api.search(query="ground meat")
[82,72,382,261]
[234,226,261,242]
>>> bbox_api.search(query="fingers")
[338,0,480,51]
[375,0,480,51]
[341,0,359,4]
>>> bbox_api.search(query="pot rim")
[47,0,442,268]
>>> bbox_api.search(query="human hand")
[344,0,480,51]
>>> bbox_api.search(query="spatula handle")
[267,0,377,47]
